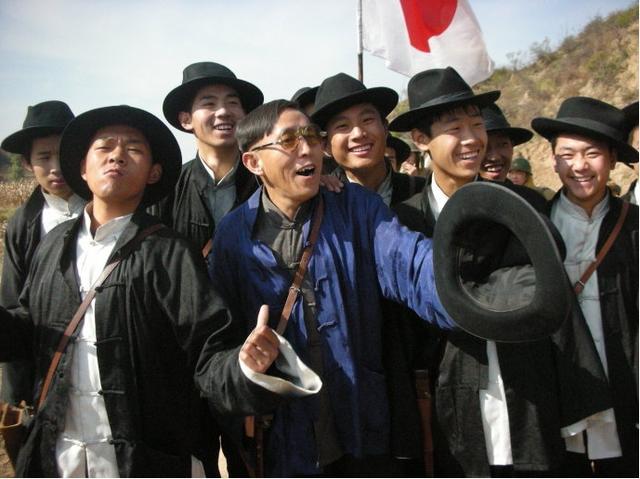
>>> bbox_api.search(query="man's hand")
[239,305,280,373]
[320,174,344,192]
[399,160,418,176]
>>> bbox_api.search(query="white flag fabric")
[362,0,494,86]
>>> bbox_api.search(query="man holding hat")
[479,103,533,182]
[532,96,639,477]
[0,101,85,408]
[390,67,609,476]
[312,73,426,207]
[0,105,241,477]
[161,61,263,257]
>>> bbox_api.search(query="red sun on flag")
[399,0,458,53]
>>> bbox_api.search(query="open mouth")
[349,144,373,154]
[458,151,479,161]
[482,162,504,173]
[296,165,316,177]
[213,123,234,131]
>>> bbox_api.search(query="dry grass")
[0,179,37,270]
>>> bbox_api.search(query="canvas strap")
[37,223,166,410]
[275,196,324,335]
[574,201,629,295]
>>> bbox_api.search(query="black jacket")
[0,210,236,477]
[0,187,44,404]
[547,192,639,465]
[157,156,259,252]
[393,176,611,476]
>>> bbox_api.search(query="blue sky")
[0,0,635,160]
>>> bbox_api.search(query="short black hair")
[414,103,482,137]
[550,134,615,156]
[236,99,303,153]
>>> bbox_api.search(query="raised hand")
[239,305,280,373]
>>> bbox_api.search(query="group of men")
[0,60,637,478]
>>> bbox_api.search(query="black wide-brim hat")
[482,104,533,146]
[390,67,500,132]
[60,105,182,207]
[291,86,319,109]
[386,136,411,163]
[433,182,572,342]
[622,100,638,131]
[531,96,638,164]
[2,100,74,156]
[163,62,264,133]
[311,73,398,129]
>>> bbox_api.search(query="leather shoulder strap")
[37,223,166,409]
[275,197,324,335]
[574,201,629,294]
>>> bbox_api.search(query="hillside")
[391,4,639,192]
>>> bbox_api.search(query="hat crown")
[182,62,237,84]
[510,156,531,173]
[555,96,627,133]
[482,104,511,130]
[315,73,368,109]
[23,100,74,129]
[407,67,473,109]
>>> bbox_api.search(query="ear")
[323,132,334,159]
[411,128,431,153]
[147,163,163,185]
[610,148,618,170]
[80,158,87,181]
[550,147,559,174]
[22,158,33,172]
[178,111,194,132]
[242,151,263,176]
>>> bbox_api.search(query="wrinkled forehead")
[271,108,311,134]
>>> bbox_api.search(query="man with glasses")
[196,99,458,477]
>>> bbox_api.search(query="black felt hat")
[389,67,500,132]
[386,136,411,163]
[311,73,398,129]
[482,104,533,146]
[433,182,572,342]
[163,62,264,132]
[291,86,319,109]
[2,100,74,156]
[531,96,638,164]
[622,100,638,131]
[60,105,182,207]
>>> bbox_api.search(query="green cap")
[510,156,531,174]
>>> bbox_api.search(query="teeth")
[350,145,371,153]
[214,124,233,131]
[297,166,315,176]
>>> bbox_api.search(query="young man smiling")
[161,61,263,254]
[312,73,425,207]
[0,105,239,477]
[390,68,608,477]
[533,97,639,477]
[0,101,84,407]
[479,103,533,183]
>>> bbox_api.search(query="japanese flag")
[361,0,494,86]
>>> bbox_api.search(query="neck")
[43,187,74,201]
[432,169,474,197]
[566,189,607,218]
[89,197,138,234]
[344,161,388,192]
[197,140,239,179]
[264,188,306,222]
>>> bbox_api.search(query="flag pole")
[356,0,363,81]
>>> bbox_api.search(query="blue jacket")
[207,184,452,475]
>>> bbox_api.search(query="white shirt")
[56,208,132,477]
[429,175,513,465]
[551,192,622,460]
[40,191,85,238]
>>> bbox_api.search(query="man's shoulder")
[500,181,548,213]
[6,188,44,231]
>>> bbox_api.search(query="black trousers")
[561,451,639,478]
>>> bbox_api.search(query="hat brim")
[433,182,571,342]
[311,87,398,129]
[163,76,264,132]
[60,106,182,207]
[2,126,67,156]
[487,126,533,147]
[532,117,639,164]
[389,90,501,132]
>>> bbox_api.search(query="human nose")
[108,145,127,164]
